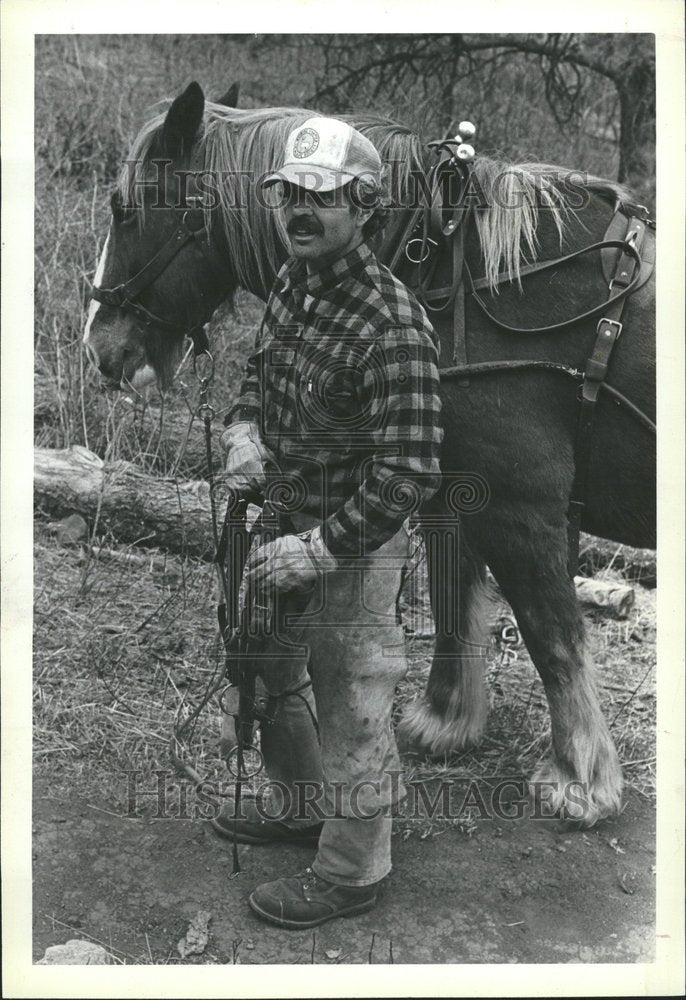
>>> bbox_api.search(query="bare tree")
[265,33,654,187]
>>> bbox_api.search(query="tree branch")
[454,34,621,81]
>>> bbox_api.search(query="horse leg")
[481,510,623,827]
[398,521,490,753]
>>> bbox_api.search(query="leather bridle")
[89,200,227,355]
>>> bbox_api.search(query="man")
[215,117,443,929]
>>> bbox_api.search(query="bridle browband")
[89,199,226,356]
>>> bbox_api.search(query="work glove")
[245,526,338,594]
[220,421,274,495]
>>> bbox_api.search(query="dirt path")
[33,777,654,965]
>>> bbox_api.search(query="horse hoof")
[529,757,623,829]
[397,697,485,756]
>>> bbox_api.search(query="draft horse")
[84,82,656,826]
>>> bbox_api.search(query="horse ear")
[217,82,240,108]
[162,81,205,158]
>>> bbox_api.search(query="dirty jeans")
[234,517,410,887]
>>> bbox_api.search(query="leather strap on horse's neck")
[566,216,649,576]
[410,156,473,381]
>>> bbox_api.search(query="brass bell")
[458,120,476,141]
[456,143,475,162]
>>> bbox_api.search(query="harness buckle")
[597,317,623,340]
[198,402,216,420]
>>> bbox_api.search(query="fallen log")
[34,445,217,559]
[34,376,224,479]
[34,446,643,622]
[573,576,635,618]
[578,535,656,588]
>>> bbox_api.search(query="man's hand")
[220,421,274,494]
[245,527,338,594]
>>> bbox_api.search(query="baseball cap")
[261,117,382,192]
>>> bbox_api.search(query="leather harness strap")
[378,159,473,382]
[409,156,473,379]
[465,237,644,334]
[565,216,648,576]
[420,221,470,372]
[384,159,655,577]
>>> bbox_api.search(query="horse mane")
[118,101,635,294]
[117,102,426,294]
[469,159,634,290]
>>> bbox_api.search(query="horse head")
[84,81,239,392]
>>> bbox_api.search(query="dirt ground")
[32,777,654,964]
[31,523,657,965]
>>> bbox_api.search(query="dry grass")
[33,519,656,814]
[397,573,656,800]
[33,523,223,805]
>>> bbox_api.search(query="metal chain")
[170,346,235,793]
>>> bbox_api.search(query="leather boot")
[249,866,378,928]
[211,795,323,845]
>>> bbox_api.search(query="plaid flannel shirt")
[226,242,443,557]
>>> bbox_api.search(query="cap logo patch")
[293,127,320,159]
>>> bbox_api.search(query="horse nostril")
[92,347,124,385]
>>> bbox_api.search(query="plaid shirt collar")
[280,241,374,299]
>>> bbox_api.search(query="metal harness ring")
[224,743,264,779]
[406,236,438,265]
